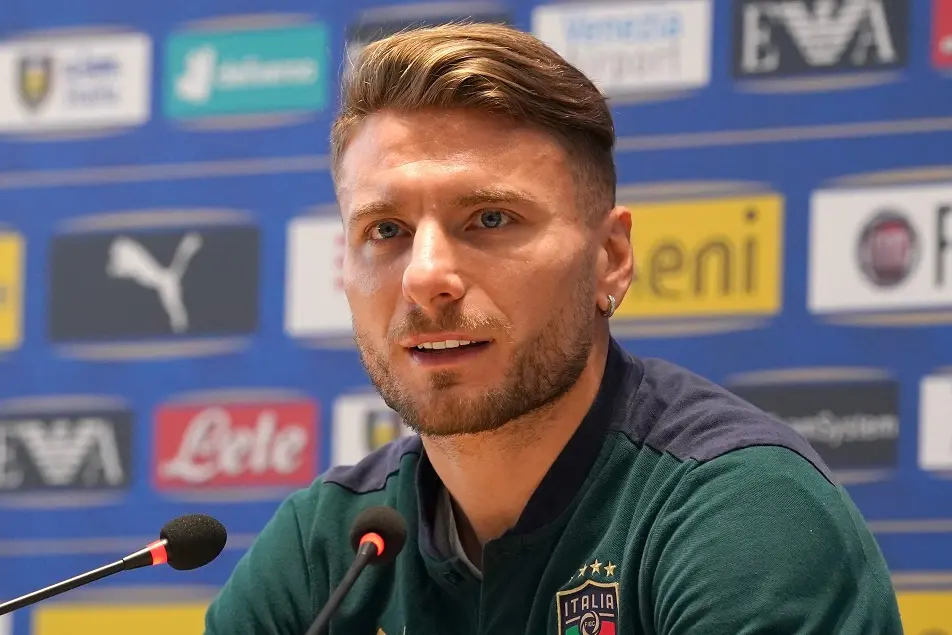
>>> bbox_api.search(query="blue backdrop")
[0,0,950,632]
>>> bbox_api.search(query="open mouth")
[412,339,488,352]
[406,339,491,365]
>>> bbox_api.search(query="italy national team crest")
[18,55,52,110]
[556,579,619,635]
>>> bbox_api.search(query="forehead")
[335,108,574,207]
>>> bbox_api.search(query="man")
[205,22,903,634]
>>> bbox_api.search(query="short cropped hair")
[330,22,616,220]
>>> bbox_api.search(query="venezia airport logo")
[612,181,783,337]
[531,0,712,105]
[48,208,260,360]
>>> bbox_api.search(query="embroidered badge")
[556,559,619,635]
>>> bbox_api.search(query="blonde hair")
[330,22,616,218]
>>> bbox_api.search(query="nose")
[402,220,465,316]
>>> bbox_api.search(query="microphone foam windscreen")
[160,513,228,571]
[349,506,408,566]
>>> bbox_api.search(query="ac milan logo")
[857,212,919,287]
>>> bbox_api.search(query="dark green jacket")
[205,339,903,634]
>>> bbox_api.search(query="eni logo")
[609,183,785,337]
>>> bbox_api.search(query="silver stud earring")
[601,294,616,318]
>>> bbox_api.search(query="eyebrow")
[345,186,542,233]
[452,186,542,209]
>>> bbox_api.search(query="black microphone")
[0,513,227,616]
[305,506,407,635]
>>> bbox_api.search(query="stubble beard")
[353,271,597,438]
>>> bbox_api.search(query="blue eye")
[370,221,402,240]
[478,210,510,229]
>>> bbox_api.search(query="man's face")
[336,108,602,436]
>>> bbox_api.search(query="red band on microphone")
[146,539,168,566]
[359,532,385,557]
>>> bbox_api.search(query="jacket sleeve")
[646,446,903,635]
[204,486,326,635]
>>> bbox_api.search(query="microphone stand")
[304,541,379,635]
[0,540,163,615]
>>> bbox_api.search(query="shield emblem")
[18,55,52,110]
[556,580,619,635]
[364,408,403,451]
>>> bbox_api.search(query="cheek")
[490,249,587,323]
[343,253,398,321]
[526,238,590,298]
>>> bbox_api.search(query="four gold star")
[605,562,616,577]
[578,564,587,577]
[590,559,602,574]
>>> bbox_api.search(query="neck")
[422,332,611,561]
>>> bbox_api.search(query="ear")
[596,206,634,313]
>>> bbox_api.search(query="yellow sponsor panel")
[34,601,209,635]
[898,591,952,634]
[617,194,783,319]
[0,233,23,350]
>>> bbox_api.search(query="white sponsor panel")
[284,215,353,339]
[0,614,9,635]
[0,31,151,132]
[809,184,952,313]
[736,0,903,75]
[332,392,412,467]
[919,374,952,472]
[531,0,711,95]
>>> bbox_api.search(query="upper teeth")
[416,340,474,350]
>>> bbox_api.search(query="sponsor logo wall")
[0,232,23,352]
[728,374,900,481]
[897,591,952,634]
[332,391,412,467]
[919,373,952,473]
[532,0,712,100]
[0,0,950,633]
[164,21,330,122]
[0,396,133,500]
[935,0,952,70]
[32,599,210,635]
[284,213,352,344]
[733,0,908,86]
[0,30,151,134]
[809,183,952,319]
[613,190,783,335]
[154,391,319,494]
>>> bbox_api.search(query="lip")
[406,340,492,368]
[400,333,491,349]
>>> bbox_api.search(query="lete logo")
[154,397,318,491]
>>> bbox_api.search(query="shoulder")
[645,445,901,634]
[614,354,833,484]
[269,434,423,546]
[321,433,423,495]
